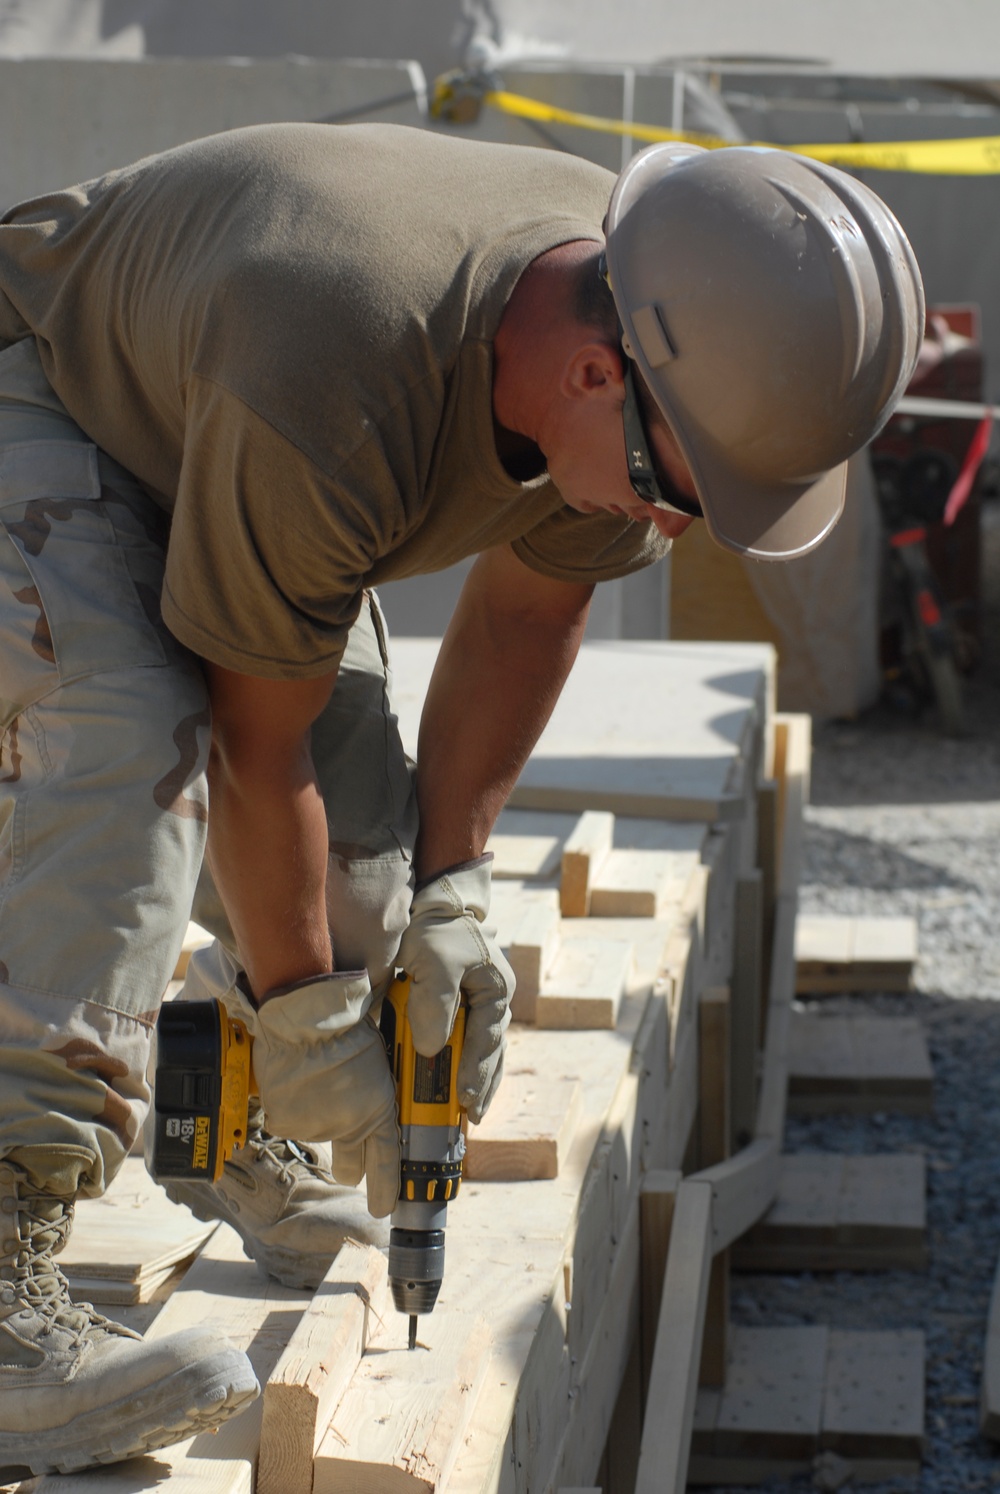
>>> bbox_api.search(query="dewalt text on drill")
[148,974,466,1347]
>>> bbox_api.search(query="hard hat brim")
[685,443,848,562]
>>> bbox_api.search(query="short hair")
[572,255,619,341]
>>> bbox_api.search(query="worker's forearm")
[415,569,590,880]
[206,744,332,1001]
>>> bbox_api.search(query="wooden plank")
[634,1179,713,1494]
[692,1325,828,1463]
[697,988,730,1391]
[33,1224,309,1494]
[773,714,811,898]
[795,914,917,994]
[821,1330,924,1460]
[313,1312,492,1494]
[639,1171,681,1405]
[61,1155,216,1289]
[589,848,692,919]
[463,1072,583,1181]
[731,872,763,1151]
[732,1153,927,1273]
[257,1244,388,1494]
[505,900,561,1023]
[983,1240,1000,1439]
[487,807,578,881]
[560,810,614,917]
[535,939,633,1029]
[699,1137,781,1258]
[787,1012,934,1114]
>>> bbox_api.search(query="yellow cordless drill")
[148,975,466,1347]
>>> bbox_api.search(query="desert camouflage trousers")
[0,342,417,1197]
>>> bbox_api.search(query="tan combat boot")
[164,1109,388,1291]
[0,1157,259,1475]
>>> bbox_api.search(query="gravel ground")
[717,500,1000,1493]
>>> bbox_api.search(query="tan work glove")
[230,972,400,1218]
[395,856,514,1122]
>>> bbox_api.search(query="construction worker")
[0,122,922,1474]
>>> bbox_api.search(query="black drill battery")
[147,998,253,1181]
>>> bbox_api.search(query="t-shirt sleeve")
[162,376,387,677]
[510,503,672,584]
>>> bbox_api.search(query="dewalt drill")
[149,975,466,1347]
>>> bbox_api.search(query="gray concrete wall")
[0,55,426,208]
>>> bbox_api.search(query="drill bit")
[408,1314,418,1351]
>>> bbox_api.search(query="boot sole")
[164,1181,334,1290]
[5,1346,260,1475]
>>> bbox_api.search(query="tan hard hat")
[604,143,925,560]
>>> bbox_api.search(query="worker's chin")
[647,511,696,540]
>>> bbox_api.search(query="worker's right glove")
[396,856,514,1123]
[229,972,400,1218]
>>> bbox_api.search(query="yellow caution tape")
[448,83,1000,175]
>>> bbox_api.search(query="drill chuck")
[388,1227,446,1316]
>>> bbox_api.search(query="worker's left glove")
[396,855,514,1122]
[229,972,400,1218]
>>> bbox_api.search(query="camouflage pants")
[0,342,417,1197]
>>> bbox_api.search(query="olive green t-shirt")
[0,122,669,676]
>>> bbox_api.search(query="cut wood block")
[821,1330,925,1460]
[795,914,917,994]
[313,1311,492,1494]
[589,848,691,919]
[535,939,633,1029]
[464,1071,583,1181]
[505,900,561,1023]
[560,810,614,916]
[173,919,213,979]
[61,1155,216,1298]
[691,1327,925,1478]
[787,1012,933,1115]
[732,1153,927,1272]
[486,807,578,880]
[257,1244,388,1494]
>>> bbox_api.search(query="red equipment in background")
[870,304,991,675]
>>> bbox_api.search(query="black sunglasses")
[599,253,703,519]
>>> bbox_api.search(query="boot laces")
[2,1192,137,1347]
[248,1133,329,1187]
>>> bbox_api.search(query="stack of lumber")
[24,637,822,1494]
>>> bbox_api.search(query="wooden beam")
[795,914,917,994]
[698,988,731,1390]
[312,1312,492,1494]
[257,1243,388,1494]
[983,1242,1000,1439]
[639,1170,681,1403]
[634,1179,713,1494]
[560,811,614,917]
[787,1012,933,1115]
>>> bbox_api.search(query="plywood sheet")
[391,639,774,821]
[787,1012,934,1114]
[61,1155,216,1288]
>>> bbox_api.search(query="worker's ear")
[560,339,625,403]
